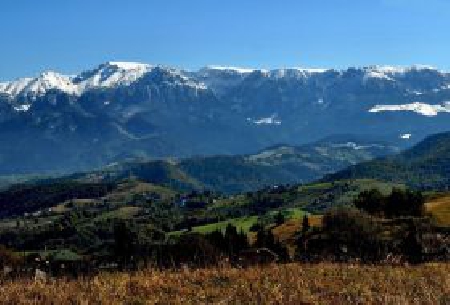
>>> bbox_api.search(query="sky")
[1,0,450,81]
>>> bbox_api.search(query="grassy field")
[170,207,311,237]
[426,195,450,226]
[1,263,448,304]
[192,216,259,234]
[93,206,142,221]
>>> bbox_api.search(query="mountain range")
[1,62,450,175]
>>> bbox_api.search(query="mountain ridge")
[1,61,450,175]
[1,62,447,99]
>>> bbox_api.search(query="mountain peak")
[0,71,76,98]
[0,62,154,99]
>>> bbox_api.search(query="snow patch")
[364,70,394,81]
[13,104,31,112]
[369,102,450,117]
[247,114,282,125]
[400,133,412,140]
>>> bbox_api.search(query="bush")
[321,208,384,260]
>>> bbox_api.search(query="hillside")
[0,177,408,258]
[67,136,398,194]
[426,194,450,227]
[0,175,447,281]
[324,132,450,190]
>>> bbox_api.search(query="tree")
[224,224,249,257]
[355,188,425,218]
[354,189,385,216]
[255,227,275,249]
[385,188,424,217]
[205,225,249,260]
[113,221,137,269]
[255,227,289,262]
[158,233,222,267]
[301,215,310,233]
[274,212,285,226]
[402,222,422,264]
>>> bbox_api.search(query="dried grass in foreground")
[1,263,449,304]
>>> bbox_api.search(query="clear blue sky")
[1,0,450,81]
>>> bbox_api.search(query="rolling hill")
[324,131,450,190]
[66,135,398,194]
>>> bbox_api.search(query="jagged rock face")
[0,62,450,174]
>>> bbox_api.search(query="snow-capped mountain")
[0,61,450,175]
[0,61,153,99]
[0,71,76,98]
[72,61,153,94]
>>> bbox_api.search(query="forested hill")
[66,136,397,194]
[323,132,450,190]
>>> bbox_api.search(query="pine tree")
[302,215,310,233]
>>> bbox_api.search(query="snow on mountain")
[0,61,153,98]
[0,72,76,98]
[366,65,439,74]
[205,66,257,74]
[195,66,255,95]
[1,63,447,99]
[247,114,282,125]
[1,62,448,110]
[13,104,31,112]
[165,68,207,90]
[400,133,412,140]
[363,69,394,81]
[268,68,328,79]
[369,102,450,117]
[201,65,442,81]
[362,65,445,82]
[73,61,152,93]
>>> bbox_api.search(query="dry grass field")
[1,263,448,304]
[426,195,450,227]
